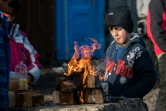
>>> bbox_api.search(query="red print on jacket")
[106,59,133,78]
[106,58,115,72]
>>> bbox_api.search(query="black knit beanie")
[105,6,134,33]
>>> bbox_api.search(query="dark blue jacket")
[0,11,10,110]
[105,33,156,98]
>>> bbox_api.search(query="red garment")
[9,24,42,84]
[146,0,166,56]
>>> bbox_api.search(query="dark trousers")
[156,54,166,111]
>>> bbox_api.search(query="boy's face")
[0,1,15,24]
[108,26,130,46]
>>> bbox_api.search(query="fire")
[79,89,84,104]
[65,38,101,87]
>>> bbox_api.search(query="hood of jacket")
[126,33,146,48]
[9,23,20,39]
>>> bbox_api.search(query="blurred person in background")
[147,0,166,110]
[0,0,10,110]
[0,0,42,89]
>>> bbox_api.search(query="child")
[102,6,156,98]
[0,0,42,88]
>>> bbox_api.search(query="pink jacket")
[9,24,42,84]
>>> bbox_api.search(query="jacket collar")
[9,23,20,39]
[9,24,24,43]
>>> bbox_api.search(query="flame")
[65,38,101,87]
[65,38,101,104]
[79,89,84,104]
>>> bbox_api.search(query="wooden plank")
[60,80,77,91]
[69,73,83,88]
[56,76,69,91]
[86,75,100,88]
[84,88,103,104]
[15,90,37,107]
[60,91,79,105]
[15,93,33,107]
[53,91,60,105]
[9,78,19,92]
